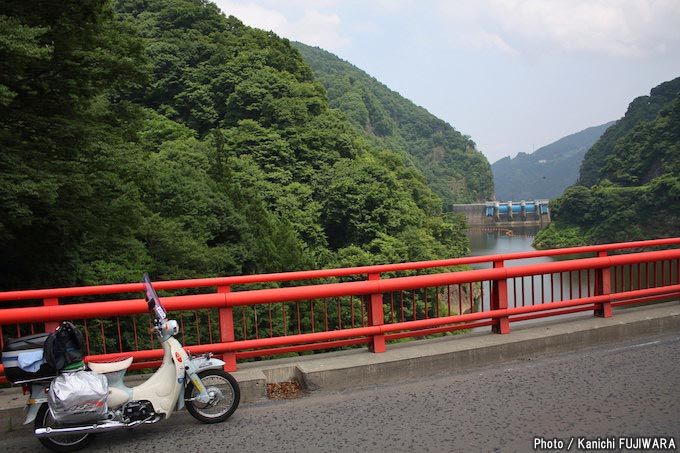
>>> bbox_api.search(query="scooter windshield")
[143,273,167,323]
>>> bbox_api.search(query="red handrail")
[1,238,679,381]
[3,237,678,302]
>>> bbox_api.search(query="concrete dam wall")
[451,200,551,228]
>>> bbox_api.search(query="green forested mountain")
[492,122,613,201]
[0,0,469,290]
[578,78,680,187]
[292,43,494,208]
[534,77,680,248]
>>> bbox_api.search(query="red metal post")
[594,251,612,318]
[217,285,237,371]
[491,261,510,334]
[367,273,386,353]
[44,298,59,332]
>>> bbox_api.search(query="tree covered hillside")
[0,0,469,290]
[534,77,680,248]
[492,122,613,201]
[578,78,680,187]
[293,43,494,208]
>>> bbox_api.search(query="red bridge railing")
[1,238,679,382]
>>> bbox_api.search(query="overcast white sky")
[212,0,680,164]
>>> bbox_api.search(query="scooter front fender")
[178,355,227,409]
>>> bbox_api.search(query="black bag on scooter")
[43,321,86,371]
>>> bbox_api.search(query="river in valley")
[468,226,545,261]
[465,226,677,326]
[465,225,580,324]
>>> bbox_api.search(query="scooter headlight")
[162,319,179,336]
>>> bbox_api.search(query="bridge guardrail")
[1,238,679,382]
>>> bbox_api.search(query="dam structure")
[451,200,551,228]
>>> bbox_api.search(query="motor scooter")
[21,273,240,452]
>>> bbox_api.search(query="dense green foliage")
[492,122,613,201]
[1,0,149,288]
[292,43,494,208]
[578,78,680,187]
[534,77,680,248]
[0,0,472,291]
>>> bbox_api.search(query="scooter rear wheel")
[34,403,94,452]
[185,369,240,423]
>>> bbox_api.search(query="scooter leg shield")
[107,386,131,409]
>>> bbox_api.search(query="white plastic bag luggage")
[48,370,108,423]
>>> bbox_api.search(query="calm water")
[466,226,570,321]
[465,226,676,328]
[467,226,552,267]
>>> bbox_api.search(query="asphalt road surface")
[3,332,679,452]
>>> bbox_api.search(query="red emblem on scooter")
[175,352,183,363]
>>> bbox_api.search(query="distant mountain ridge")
[492,122,614,201]
[292,42,494,207]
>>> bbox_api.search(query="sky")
[211,0,680,164]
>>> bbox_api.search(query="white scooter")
[23,274,240,452]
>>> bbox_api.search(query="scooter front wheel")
[185,369,240,423]
[34,403,94,452]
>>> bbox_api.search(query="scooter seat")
[88,356,134,374]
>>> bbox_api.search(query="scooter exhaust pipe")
[35,415,162,438]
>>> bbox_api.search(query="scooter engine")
[122,400,155,422]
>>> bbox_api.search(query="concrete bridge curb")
[231,302,680,402]
[2,302,679,432]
